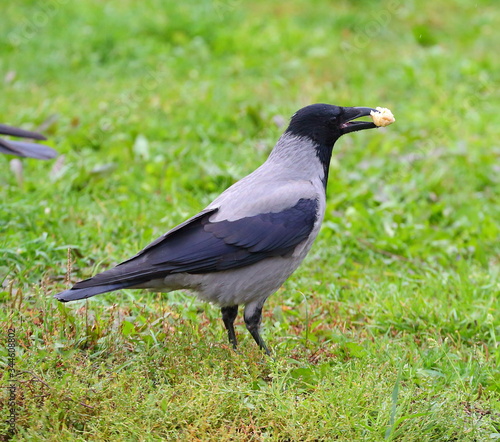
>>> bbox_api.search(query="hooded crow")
[55,103,393,354]
[0,124,57,159]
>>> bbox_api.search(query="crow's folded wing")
[71,198,319,289]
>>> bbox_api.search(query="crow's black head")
[286,103,378,147]
[283,103,380,187]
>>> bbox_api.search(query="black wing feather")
[0,124,47,140]
[0,124,57,159]
[67,198,318,291]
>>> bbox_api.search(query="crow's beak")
[339,106,378,135]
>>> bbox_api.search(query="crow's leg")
[244,303,270,355]
[221,305,239,349]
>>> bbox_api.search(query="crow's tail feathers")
[54,282,135,302]
[53,254,157,302]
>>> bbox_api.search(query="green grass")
[1,0,500,440]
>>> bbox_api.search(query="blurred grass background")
[1,0,500,440]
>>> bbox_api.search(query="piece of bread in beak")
[370,107,395,127]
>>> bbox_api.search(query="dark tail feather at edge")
[54,281,137,302]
